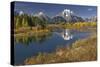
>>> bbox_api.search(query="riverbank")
[24,33,97,65]
[14,22,97,65]
[14,28,50,37]
[14,22,97,37]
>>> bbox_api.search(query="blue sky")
[14,1,97,18]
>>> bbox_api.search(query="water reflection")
[55,29,73,40]
[15,32,52,46]
[62,29,73,40]
[14,29,90,65]
[15,29,73,45]
[15,29,73,46]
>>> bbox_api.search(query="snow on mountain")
[52,9,84,23]
[34,12,51,22]
[85,16,97,22]
[52,16,66,23]
[16,9,85,23]
[19,11,24,15]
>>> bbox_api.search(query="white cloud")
[88,8,93,11]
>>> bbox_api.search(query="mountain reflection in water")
[14,29,90,65]
[55,29,73,40]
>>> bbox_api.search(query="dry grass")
[24,34,97,65]
[14,22,97,35]
[14,28,50,37]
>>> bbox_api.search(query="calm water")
[14,29,91,65]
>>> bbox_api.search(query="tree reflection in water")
[15,29,73,46]
[15,32,52,46]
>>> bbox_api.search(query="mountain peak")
[34,11,45,17]
[62,9,74,17]
[19,11,24,15]
[34,11,51,22]
[52,9,84,22]
[39,12,44,15]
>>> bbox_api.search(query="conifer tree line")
[14,13,47,29]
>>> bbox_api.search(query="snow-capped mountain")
[91,16,97,22]
[52,9,84,23]
[19,11,24,15]
[85,16,97,22]
[16,9,94,23]
[52,15,66,23]
[61,9,74,22]
[32,9,84,23]
[34,12,51,22]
